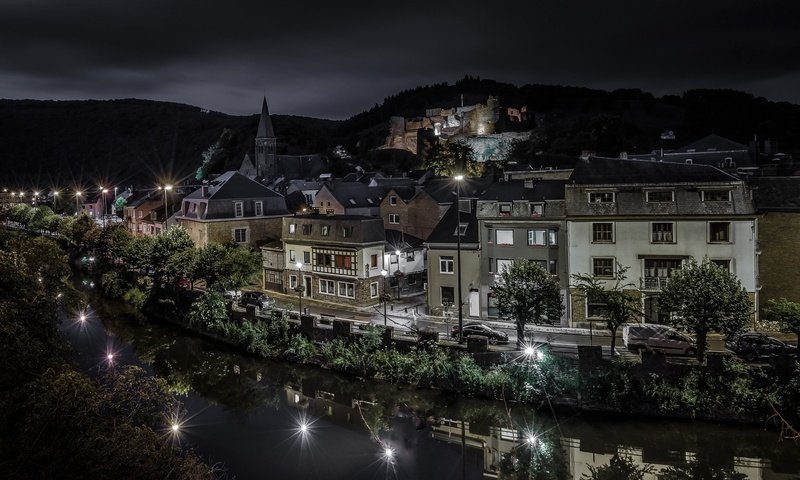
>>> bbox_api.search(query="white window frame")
[646,190,675,203]
[389,213,400,224]
[234,201,244,218]
[708,221,732,243]
[592,257,615,278]
[390,196,397,206]
[701,190,732,202]
[232,227,248,244]
[588,191,615,203]
[527,229,547,246]
[650,222,676,244]
[499,203,512,216]
[440,255,454,274]
[319,279,336,296]
[548,229,558,246]
[370,282,379,298]
[289,275,298,289]
[591,222,614,243]
[337,281,355,298]
[530,203,544,216]
[289,223,296,234]
[496,229,514,246]
[289,250,296,262]
[254,201,263,216]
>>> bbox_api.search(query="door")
[468,290,479,317]
[304,276,312,298]
[644,296,660,324]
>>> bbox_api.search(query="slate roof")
[370,177,417,188]
[126,190,160,208]
[423,177,492,203]
[570,157,737,185]
[321,182,385,208]
[256,97,275,138]
[385,186,418,202]
[629,134,755,169]
[678,134,748,153]
[481,180,567,201]
[752,177,800,212]
[425,201,479,246]
[384,229,425,251]
[185,171,282,200]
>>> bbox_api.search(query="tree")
[764,298,800,356]
[165,247,200,288]
[490,260,564,349]
[424,141,484,176]
[96,224,134,265]
[659,258,751,361]
[582,454,653,480]
[148,226,194,280]
[70,213,100,248]
[572,263,640,356]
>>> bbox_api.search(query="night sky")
[1,0,798,119]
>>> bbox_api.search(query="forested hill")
[0,99,340,187]
[2,79,799,187]
[341,76,800,157]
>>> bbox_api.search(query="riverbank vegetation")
[0,228,222,479]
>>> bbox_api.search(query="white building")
[565,157,758,326]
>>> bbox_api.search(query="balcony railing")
[640,276,670,291]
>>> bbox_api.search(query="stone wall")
[758,212,800,307]
[179,216,284,248]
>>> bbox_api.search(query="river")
[61,288,800,480]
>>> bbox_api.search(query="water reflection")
[78,296,800,480]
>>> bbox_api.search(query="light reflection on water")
[61,294,800,480]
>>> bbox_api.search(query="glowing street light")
[53,190,59,212]
[527,434,538,445]
[381,269,389,327]
[75,191,82,214]
[159,185,173,231]
[295,261,304,316]
[524,346,535,357]
[453,173,465,343]
[100,188,109,227]
[171,423,180,433]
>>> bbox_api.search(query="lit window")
[496,229,514,245]
[651,223,675,243]
[289,224,296,234]
[527,229,546,246]
[321,225,330,236]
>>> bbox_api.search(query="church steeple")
[254,96,277,178]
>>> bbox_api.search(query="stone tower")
[254,97,277,179]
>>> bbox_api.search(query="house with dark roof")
[313,182,384,216]
[176,171,289,248]
[384,229,427,298]
[424,200,480,316]
[268,215,387,308]
[565,157,758,327]
[752,176,800,308]
[379,186,443,240]
[476,179,569,324]
[123,190,163,235]
[629,134,755,174]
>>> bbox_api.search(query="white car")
[222,289,242,301]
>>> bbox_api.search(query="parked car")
[238,291,275,309]
[222,289,242,301]
[725,332,797,362]
[623,323,696,356]
[451,322,509,345]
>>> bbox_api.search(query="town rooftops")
[480,179,567,202]
[186,171,282,201]
[423,177,491,203]
[319,182,385,208]
[425,201,479,246]
[282,214,385,244]
[384,229,425,252]
[570,157,738,185]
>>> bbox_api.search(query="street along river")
[62,290,800,480]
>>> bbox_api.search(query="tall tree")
[148,226,194,280]
[764,298,800,356]
[424,141,483,176]
[572,263,640,356]
[490,259,563,349]
[659,258,751,361]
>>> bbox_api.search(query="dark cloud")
[1,0,798,118]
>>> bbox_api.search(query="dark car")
[238,291,275,309]
[726,332,797,361]
[451,322,509,344]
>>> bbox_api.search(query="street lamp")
[294,261,304,316]
[380,269,389,327]
[33,191,40,206]
[159,185,173,230]
[453,174,464,343]
[53,191,59,213]
[100,188,109,227]
[75,191,82,215]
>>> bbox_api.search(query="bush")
[122,287,147,310]
[187,292,228,331]
[101,271,128,299]
[582,358,643,412]
[285,334,317,363]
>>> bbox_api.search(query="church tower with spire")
[254,97,277,179]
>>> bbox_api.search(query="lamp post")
[160,185,173,230]
[75,191,82,215]
[33,191,40,206]
[380,269,389,327]
[53,191,58,213]
[294,261,304,316]
[101,188,109,227]
[454,174,464,343]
